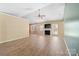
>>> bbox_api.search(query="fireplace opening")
[44,24,51,28]
[45,30,50,35]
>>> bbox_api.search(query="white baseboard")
[63,39,71,56]
[0,37,27,44]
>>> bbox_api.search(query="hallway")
[0,34,68,56]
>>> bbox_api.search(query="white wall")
[0,12,29,43]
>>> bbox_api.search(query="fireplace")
[45,30,50,35]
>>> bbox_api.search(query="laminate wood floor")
[0,34,68,56]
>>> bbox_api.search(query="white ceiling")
[26,3,65,23]
[0,3,65,23]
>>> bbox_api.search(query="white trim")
[63,38,71,56]
[0,37,27,44]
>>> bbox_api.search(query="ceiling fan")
[37,9,46,19]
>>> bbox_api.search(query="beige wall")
[0,15,2,39]
[47,20,64,38]
[0,12,29,43]
[30,20,64,38]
